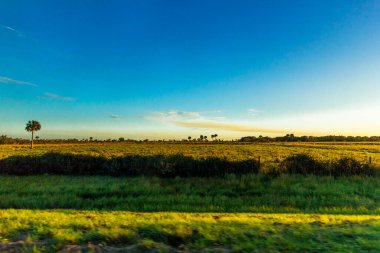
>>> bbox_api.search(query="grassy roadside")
[0,210,379,252]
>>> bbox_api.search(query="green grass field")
[1,143,380,252]
[0,175,379,214]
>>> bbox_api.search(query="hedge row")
[277,154,375,176]
[0,153,376,177]
[0,153,259,177]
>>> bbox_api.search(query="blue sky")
[1,0,380,139]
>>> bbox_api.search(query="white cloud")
[39,92,77,101]
[203,110,223,114]
[144,108,326,136]
[145,110,201,121]
[1,25,24,37]
[145,110,224,121]
[172,121,287,134]
[0,76,38,87]
[110,114,123,119]
[248,108,262,116]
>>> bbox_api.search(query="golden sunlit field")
[1,141,380,165]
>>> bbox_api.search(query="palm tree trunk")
[31,131,34,149]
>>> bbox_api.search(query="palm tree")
[25,120,41,149]
[188,136,192,142]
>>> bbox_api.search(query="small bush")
[280,154,325,175]
[278,154,375,176]
[332,157,374,176]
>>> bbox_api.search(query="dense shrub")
[332,157,375,176]
[279,154,375,176]
[0,153,376,177]
[280,154,326,175]
[0,153,260,177]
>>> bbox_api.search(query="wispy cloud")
[145,109,290,135]
[145,110,224,121]
[248,108,262,116]
[110,114,123,119]
[203,110,223,114]
[0,76,38,87]
[1,25,24,37]
[39,92,77,101]
[145,110,201,121]
[172,121,287,134]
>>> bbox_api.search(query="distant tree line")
[186,134,219,142]
[0,134,221,144]
[3,133,380,145]
[240,134,380,142]
[0,135,139,145]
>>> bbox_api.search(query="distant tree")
[25,120,41,149]
[188,136,192,141]
[119,137,125,142]
[0,135,9,144]
[204,136,208,141]
[200,135,204,141]
[211,134,218,141]
[89,137,93,142]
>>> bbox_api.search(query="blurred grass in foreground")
[0,210,379,252]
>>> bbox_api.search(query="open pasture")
[1,141,380,167]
